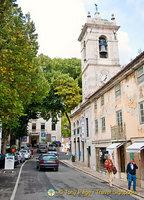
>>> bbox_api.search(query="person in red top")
[104,154,113,187]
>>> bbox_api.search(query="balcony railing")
[111,123,126,140]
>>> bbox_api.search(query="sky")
[17,0,144,66]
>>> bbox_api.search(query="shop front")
[96,147,108,173]
[126,141,144,188]
[107,142,126,179]
[29,133,39,147]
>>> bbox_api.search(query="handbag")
[112,166,117,174]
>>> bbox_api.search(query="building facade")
[71,11,144,188]
[27,117,61,146]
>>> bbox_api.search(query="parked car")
[37,145,47,153]
[20,145,29,151]
[0,154,5,168]
[36,154,59,171]
[14,153,20,166]
[48,144,56,151]
[20,150,30,159]
[15,152,25,163]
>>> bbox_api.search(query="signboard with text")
[5,155,14,170]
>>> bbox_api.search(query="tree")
[36,54,82,137]
[41,71,82,126]
[0,1,49,153]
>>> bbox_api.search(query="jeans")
[128,174,136,191]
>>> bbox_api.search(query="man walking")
[126,159,138,191]
[104,154,113,187]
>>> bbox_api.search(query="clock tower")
[78,10,120,101]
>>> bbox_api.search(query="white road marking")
[10,160,28,200]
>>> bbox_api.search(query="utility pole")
[0,119,2,154]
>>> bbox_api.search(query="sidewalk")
[60,159,144,200]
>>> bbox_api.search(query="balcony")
[111,123,126,140]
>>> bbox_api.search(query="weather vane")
[95,4,98,12]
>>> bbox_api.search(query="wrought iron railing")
[111,123,126,140]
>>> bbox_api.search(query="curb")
[60,160,144,200]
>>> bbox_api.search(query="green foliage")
[0,0,49,152]
[37,54,82,128]
[61,114,71,138]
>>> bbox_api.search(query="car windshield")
[42,155,56,161]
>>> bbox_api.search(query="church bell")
[99,38,107,54]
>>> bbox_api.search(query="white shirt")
[130,164,134,170]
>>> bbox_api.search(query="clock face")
[99,70,109,83]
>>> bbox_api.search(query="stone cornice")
[78,23,120,42]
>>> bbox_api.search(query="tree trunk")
[65,112,71,126]
[2,128,11,154]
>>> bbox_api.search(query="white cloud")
[117,31,131,52]
[117,31,134,65]
[18,0,87,58]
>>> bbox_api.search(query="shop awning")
[126,142,144,153]
[107,143,123,152]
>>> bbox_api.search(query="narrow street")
[10,153,138,200]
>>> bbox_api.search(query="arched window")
[99,36,108,58]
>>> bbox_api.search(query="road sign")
[41,132,46,137]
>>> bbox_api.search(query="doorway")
[119,145,125,172]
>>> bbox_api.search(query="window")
[74,129,76,135]
[95,120,98,133]
[41,123,45,130]
[32,123,36,130]
[94,98,97,109]
[77,128,79,134]
[139,101,144,124]
[86,118,89,137]
[115,83,121,98]
[99,37,108,58]
[101,117,106,132]
[116,110,123,126]
[52,124,56,131]
[137,65,144,84]
[101,95,104,106]
[83,41,86,61]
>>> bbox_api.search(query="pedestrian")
[30,147,34,159]
[126,159,138,191]
[104,154,113,187]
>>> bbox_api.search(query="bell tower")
[78,8,120,101]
